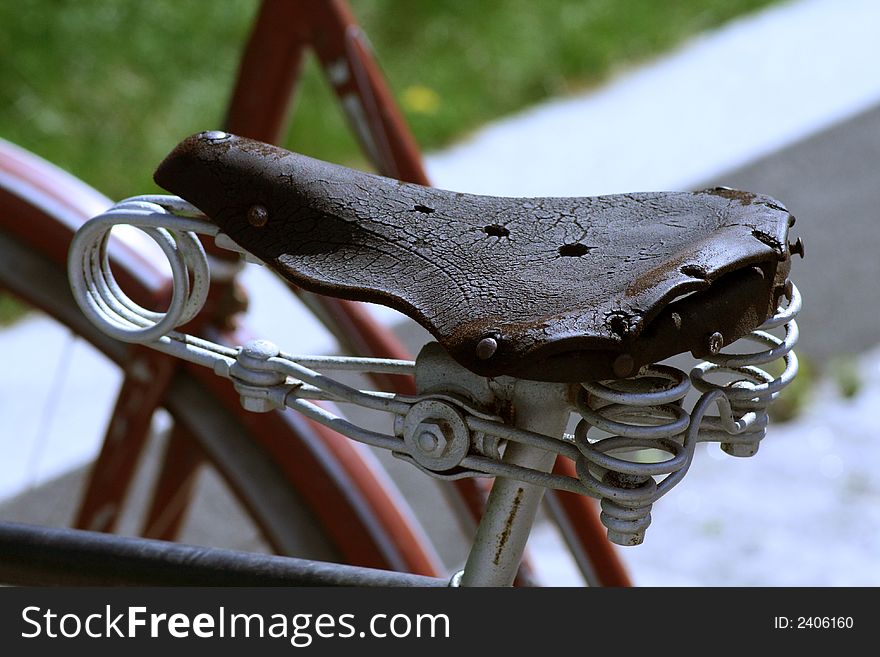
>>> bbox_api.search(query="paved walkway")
[623,346,880,586]
[427,0,880,197]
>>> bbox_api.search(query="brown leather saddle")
[155,131,799,382]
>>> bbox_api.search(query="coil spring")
[690,283,800,457]
[573,365,694,546]
[68,196,217,344]
[573,284,800,546]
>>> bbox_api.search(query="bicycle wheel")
[0,138,444,576]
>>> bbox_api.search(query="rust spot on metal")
[605,471,648,490]
[680,264,708,279]
[493,488,524,565]
[706,187,756,205]
[751,228,782,252]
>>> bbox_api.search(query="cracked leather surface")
[155,132,796,381]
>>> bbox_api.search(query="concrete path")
[427,0,880,197]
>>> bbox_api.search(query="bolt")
[241,339,280,361]
[403,400,469,471]
[414,422,447,455]
[247,204,269,228]
[722,441,760,458]
[475,336,498,360]
[241,395,275,414]
[418,431,439,453]
[708,331,724,355]
[788,237,805,258]
[600,496,653,547]
[606,528,646,546]
[612,353,635,378]
[232,339,283,413]
[201,130,231,141]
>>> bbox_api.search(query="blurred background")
[1,0,878,585]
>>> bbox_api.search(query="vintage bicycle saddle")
[155,131,800,382]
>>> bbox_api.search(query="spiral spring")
[67,196,219,345]
[572,285,800,545]
[691,284,801,456]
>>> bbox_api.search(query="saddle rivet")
[248,204,269,228]
[708,332,724,355]
[475,337,498,360]
[201,130,231,141]
[612,353,635,378]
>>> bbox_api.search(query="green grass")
[768,353,815,423]
[829,356,862,400]
[0,0,781,326]
[0,294,26,326]
[768,353,865,423]
[1,0,782,201]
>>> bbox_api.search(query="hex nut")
[402,400,469,471]
[415,423,448,454]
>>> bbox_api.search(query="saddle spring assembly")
[69,195,801,548]
[574,284,800,544]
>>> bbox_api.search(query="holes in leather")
[558,243,591,257]
[483,224,510,237]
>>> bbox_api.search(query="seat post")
[459,380,572,587]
